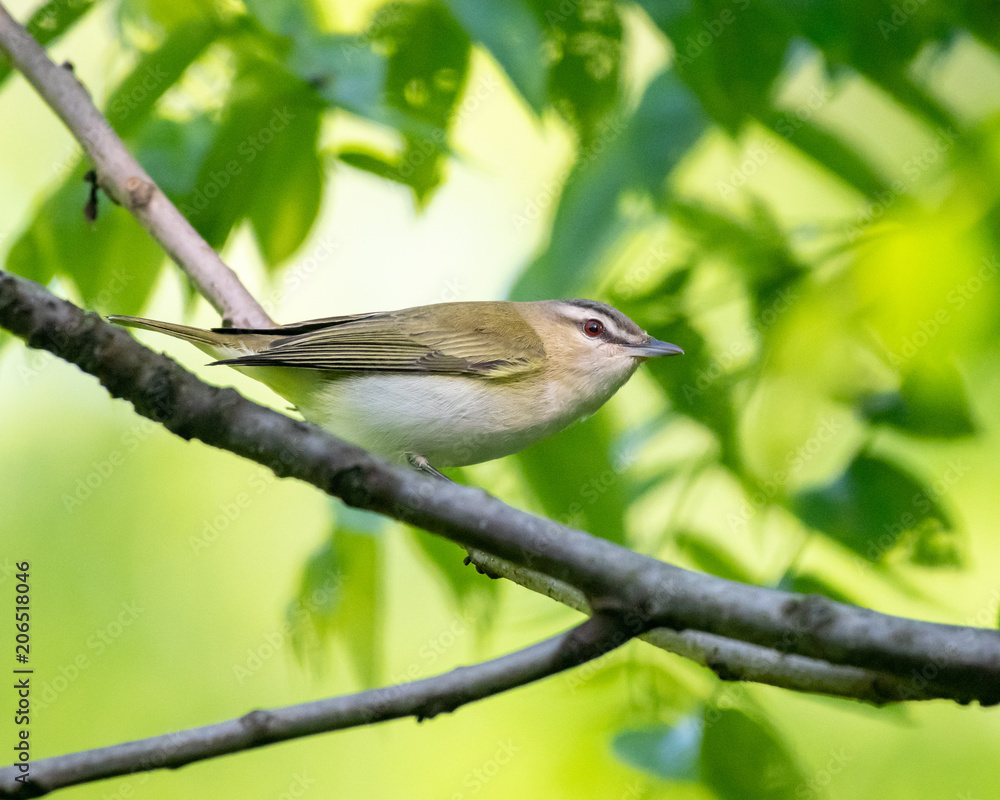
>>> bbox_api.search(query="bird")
[108,299,682,477]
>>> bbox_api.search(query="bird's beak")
[626,338,685,358]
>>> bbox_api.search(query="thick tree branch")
[0,614,631,797]
[0,2,273,328]
[463,548,957,703]
[2,269,999,710]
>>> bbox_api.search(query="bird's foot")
[406,453,452,481]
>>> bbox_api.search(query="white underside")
[288,370,633,467]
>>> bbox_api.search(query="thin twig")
[0,614,631,797]
[0,2,273,328]
[2,269,999,709]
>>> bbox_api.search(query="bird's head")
[520,299,683,399]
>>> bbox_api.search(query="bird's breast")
[296,372,589,467]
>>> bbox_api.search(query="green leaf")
[242,0,310,38]
[6,166,164,314]
[247,104,323,266]
[784,0,954,86]
[338,147,410,185]
[760,112,891,201]
[445,0,547,113]
[666,198,805,311]
[132,113,217,197]
[540,0,623,144]
[3,15,219,309]
[674,531,757,584]
[639,0,794,132]
[860,360,977,438]
[639,315,741,473]
[287,33,389,122]
[514,412,631,545]
[289,510,385,686]
[243,0,389,122]
[906,519,965,568]
[701,706,809,800]
[367,2,471,203]
[791,452,953,561]
[511,71,707,300]
[173,59,320,255]
[612,716,703,781]
[104,17,220,137]
[0,0,98,88]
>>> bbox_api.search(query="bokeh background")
[3,0,1000,797]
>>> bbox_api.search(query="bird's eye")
[583,319,604,337]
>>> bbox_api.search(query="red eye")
[583,319,604,337]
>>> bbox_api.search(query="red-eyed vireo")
[109,300,682,476]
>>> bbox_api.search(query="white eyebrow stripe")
[560,308,633,342]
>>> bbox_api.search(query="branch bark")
[2,268,998,710]
[463,548,959,703]
[0,614,631,797]
[0,2,273,329]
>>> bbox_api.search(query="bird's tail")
[106,315,267,363]
[107,316,311,402]
[106,315,229,348]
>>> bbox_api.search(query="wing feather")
[212,302,545,378]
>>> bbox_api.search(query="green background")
[3,0,1000,797]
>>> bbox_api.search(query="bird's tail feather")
[105,315,243,361]
[106,315,225,345]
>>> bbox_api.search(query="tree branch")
[463,548,958,703]
[2,268,999,709]
[0,614,631,797]
[0,2,273,329]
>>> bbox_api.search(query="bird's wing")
[211,304,545,378]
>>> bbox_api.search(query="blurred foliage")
[614,704,812,799]
[5,0,1000,796]
[287,506,385,685]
